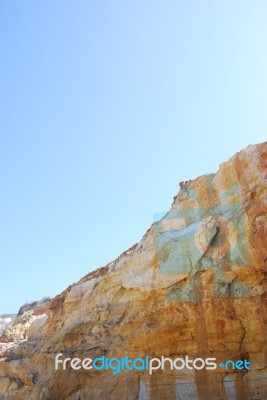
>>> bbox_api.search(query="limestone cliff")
[0,142,266,400]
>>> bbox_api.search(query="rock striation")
[0,142,266,400]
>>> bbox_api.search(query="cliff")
[0,142,266,400]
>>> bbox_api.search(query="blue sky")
[0,1,266,314]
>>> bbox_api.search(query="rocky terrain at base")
[0,142,266,400]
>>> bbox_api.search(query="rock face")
[0,299,50,345]
[17,298,51,317]
[0,142,266,400]
[0,316,16,337]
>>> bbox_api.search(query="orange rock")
[0,142,266,399]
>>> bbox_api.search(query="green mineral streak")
[154,181,249,302]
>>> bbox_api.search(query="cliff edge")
[0,142,266,400]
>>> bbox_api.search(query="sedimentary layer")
[0,142,266,400]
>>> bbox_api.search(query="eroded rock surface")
[0,317,15,338]
[0,142,266,400]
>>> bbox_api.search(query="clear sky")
[0,1,266,314]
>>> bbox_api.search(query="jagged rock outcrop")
[0,142,266,400]
[0,317,15,338]
[17,298,51,317]
[0,299,50,345]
